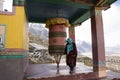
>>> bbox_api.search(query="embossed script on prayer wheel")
[49,24,66,55]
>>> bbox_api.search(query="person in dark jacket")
[64,38,77,74]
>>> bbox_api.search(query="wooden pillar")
[90,7,106,78]
[69,26,75,42]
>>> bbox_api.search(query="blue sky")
[75,0,120,47]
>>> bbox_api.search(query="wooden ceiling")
[25,0,117,25]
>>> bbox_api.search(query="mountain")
[29,23,48,40]
[29,23,92,54]
[76,40,92,53]
[29,23,48,47]
[105,45,120,54]
[29,23,120,55]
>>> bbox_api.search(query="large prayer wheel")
[46,18,70,68]
[49,24,66,55]
[46,18,70,55]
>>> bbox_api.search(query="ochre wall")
[0,6,28,50]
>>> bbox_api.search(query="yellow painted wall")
[23,17,29,50]
[0,6,28,50]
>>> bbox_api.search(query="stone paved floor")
[24,60,120,80]
[25,62,93,79]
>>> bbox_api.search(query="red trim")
[0,48,28,53]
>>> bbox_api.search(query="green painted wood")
[72,11,90,24]
[49,45,65,55]
[49,32,66,37]
[0,55,25,58]
[13,0,24,6]
[36,0,90,9]
[108,0,117,4]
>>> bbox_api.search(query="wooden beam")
[96,0,109,7]
[71,11,90,25]
[36,0,90,9]
[68,0,94,6]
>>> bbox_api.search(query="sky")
[75,0,120,47]
[1,0,13,12]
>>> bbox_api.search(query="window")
[0,25,5,50]
[0,36,2,43]
[0,0,13,12]
[0,36,4,48]
[0,0,14,15]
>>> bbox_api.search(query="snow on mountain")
[29,23,48,40]
[30,43,47,50]
[76,40,92,54]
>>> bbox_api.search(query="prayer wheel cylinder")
[49,24,66,55]
[46,18,70,55]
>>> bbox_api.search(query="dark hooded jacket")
[64,42,77,67]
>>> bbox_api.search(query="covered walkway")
[24,60,120,80]
[0,0,118,80]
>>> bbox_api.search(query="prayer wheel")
[46,18,70,55]
[46,18,70,67]
[49,24,66,55]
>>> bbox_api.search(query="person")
[64,38,77,74]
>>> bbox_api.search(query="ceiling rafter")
[71,11,90,25]
[25,0,117,24]
[67,0,94,6]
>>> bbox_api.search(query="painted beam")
[0,55,25,58]
[35,0,90,9]
[95,0,117,6]
[69,0,94,6]
[71,11,90,25]
[69,26,75,42]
